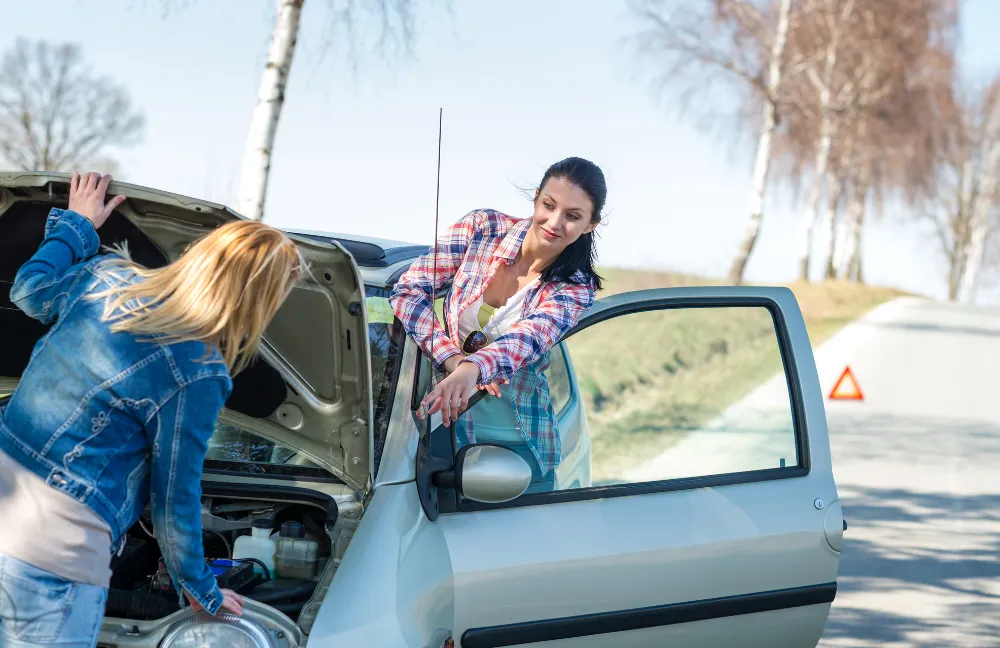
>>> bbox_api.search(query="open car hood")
[0,171,373,490]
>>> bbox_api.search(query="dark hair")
[536,157,606,291]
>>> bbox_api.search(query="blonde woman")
[0,172,304,647]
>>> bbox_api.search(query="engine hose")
[248,581,317,603]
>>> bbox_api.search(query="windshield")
[203,285,400,479]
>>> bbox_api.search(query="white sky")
[5,0,1000,303]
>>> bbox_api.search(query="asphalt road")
[815,296,1000,648]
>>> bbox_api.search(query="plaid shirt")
[389,209,597,475]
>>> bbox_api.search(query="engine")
[107,495,334,624]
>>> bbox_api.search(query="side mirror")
[433,443,532,505]
[414,391,532,521]
[454,444,532,504]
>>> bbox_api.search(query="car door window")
[450,303,800,501]
[546,342,573,416]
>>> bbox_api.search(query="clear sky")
[5,0,1000,302]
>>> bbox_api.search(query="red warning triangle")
[829,366,863,401]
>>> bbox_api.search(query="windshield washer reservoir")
[275,521,319,580]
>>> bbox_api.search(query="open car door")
[416,285,843,647]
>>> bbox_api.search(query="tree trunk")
[831,204,849,278]
[236,0,304,221]
[797,0,849,283]
[947,236,965,302]
[945,160,975,301]
[846,213,864,282]
[822,172,843,280]
[957,143,1000,304]
[840,179,867,282]
[958,204,990,304]
[797,115,834,282]
[727,0,792,285]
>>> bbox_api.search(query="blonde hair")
[91,220,307,375]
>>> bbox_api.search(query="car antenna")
[415,106,453,520]
[427,107,443,426]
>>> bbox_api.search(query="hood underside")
[0,171,373,490]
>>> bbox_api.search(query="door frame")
[427,285,822,516]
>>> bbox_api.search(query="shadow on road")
[820,411,1000,647]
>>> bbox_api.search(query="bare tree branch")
[0,38,144,173]
[629,0,809,283]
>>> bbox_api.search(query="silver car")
[0,173,844,648]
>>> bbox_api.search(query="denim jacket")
[0,208,231,614]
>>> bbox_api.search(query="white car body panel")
[307,482,454,648]
[309,286,840,647]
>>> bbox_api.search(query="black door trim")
[460,581,837,648]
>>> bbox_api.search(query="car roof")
[284,228,427,289]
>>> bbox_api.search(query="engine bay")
[108,494,336,625]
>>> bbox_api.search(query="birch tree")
[820,165,847,278]
[0,38,144,173]
[630,0,813,285]
[235,0,436,221]
[956,85,1000,303]
[237,0,303,221]
[780,0,958,283]
[788,0,932,281]
[919,75,1000,302]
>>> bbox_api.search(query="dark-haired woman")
[389,157,607,491]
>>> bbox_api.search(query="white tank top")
[455,277,540,446]
[458,277,539,346]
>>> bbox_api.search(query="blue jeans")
[0,553,107,648]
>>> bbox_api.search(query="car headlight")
[160,612,276,648]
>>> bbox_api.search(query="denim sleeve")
[9,208,100,324]
[148,374,231,615]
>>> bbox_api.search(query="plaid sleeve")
[465,281,596,385]
[389,210,480,369]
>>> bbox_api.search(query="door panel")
[428,287,840,647]
[443,484,835,647]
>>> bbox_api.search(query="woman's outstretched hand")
[422,361,481,426]
[69,171,126,229]
[185,588,245,616]
[478,382,504,398]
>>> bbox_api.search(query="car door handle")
[843,519,848,531]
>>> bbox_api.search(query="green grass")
[563,268,907,482]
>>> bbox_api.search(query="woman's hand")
[185,588,245,616]
[422,361,481,426]
[478,379,508,398]
[443,355,507,397]
[69,171,126,229]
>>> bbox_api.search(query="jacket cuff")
[45,208,100,261]
[464,352,497,386]
[430,332,462,370]
[176,576,224,615]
